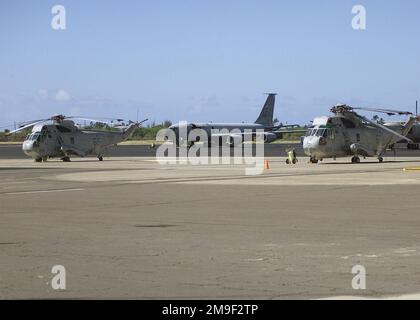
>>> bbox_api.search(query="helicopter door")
[57,136,64,147]
[342,131,351,149]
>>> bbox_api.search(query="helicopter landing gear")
[378,157,384,163]
[310,157,319,164]
[98,156,103,161]
[351,156,361,164]
[62,156,71,162]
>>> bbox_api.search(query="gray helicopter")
[303,104,420,163]
[385,121,420,150]
[7,114,146,162]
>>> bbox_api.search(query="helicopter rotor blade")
[66,117,111,124]
[352,107,413,116]
[112,118,147,130]
[358,114,413,143]
[18,118,50,126]
[6,120,46,136]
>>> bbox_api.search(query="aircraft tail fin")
[255,93,276,127]
[402,116,420,137]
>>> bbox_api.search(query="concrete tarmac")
[1,156,420,299]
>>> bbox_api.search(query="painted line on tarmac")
[404,167,420,171]
[4,188,85,195]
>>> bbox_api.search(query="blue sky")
[1,0,419,128]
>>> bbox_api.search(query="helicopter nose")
[22,140,38,156]
[22,140,33,152]
[303,136,320,155]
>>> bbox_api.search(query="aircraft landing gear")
[310,157,319,164]
[62,156,71,162]
[286,158,297,164]
[351,156,361,163]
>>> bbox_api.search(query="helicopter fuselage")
[22,123,134,161]
[303,114,411,161]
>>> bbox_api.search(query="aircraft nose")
[303,136,320,155]
[22,140,33,152]
[22,140,38,156]
[303,136,319,148]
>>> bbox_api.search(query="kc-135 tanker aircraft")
[168,94,305,147]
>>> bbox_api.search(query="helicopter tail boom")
[122,123,139,140]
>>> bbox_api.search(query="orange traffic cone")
[264,159,270,170]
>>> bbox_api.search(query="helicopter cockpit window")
[341,118,356,128]
[306,128,329,137]
[31,133,41,141]
[56,125,72,133]
[39,131,46,142]
[314,129,328,137]
[305,128,314,137]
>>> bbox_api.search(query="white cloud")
[55,89,71,101]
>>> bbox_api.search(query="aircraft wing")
[271,129,307,135]
[210,132,255,138]
[210,129,306,138]
[210,129,306,144]
[265,124,301,130]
